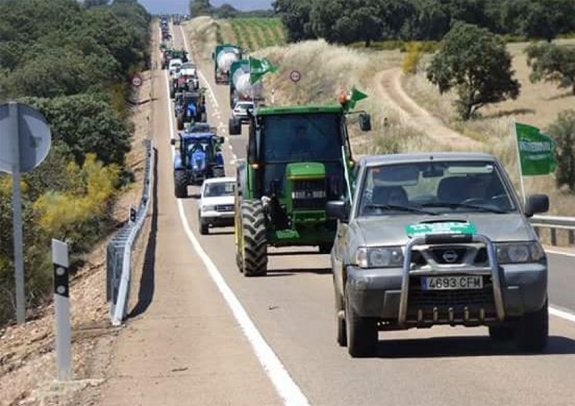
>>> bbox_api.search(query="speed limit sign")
[131,74,143,87]
[289,70,301,83]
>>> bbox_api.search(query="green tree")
[547,110,575,191]
[190,0,212,16]
[84,0,109,8]
[426,22,520,120]
[526,43,575,95]
[273,0,314,42]
[26,93,132,166]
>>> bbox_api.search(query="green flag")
[341,86,368,111]
[515,122,557,176]
[249,57,277,84]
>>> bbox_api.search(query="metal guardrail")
[530,215,575,246]
[107,140,154,326]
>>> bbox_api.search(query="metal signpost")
[0,102,51,324]
[52,239,71,380]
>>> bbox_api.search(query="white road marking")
[550,306,575,323]
[168,28,310,406]
[546,248,575,258]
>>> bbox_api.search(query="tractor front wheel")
[174,171,187,198]
[241,201,268,277]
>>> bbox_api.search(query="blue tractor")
[174,91,207,130]
[171,129,226,198]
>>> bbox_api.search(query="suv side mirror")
[525,194,549,217]
[327,200,349,222]
[170,138,176,145]
[219,136,225,144]
[359,113,371,132]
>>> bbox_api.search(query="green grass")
[227,18,286,51]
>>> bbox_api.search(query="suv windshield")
[358,160,517,217]
[261,113,342,163]
[204,181,235,197]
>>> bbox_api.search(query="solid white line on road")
[167,33,311,406]
[546,248,575,258]
[550,306,575,323]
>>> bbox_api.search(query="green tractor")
[231,101,371,276]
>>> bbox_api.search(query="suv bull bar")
[397,233,505,327]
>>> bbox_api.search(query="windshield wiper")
[421,201,511,214]
[364,204,438,215]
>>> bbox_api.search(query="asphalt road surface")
[101,22,575,406]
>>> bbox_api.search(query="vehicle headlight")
[202,205,215,212]
[355,247,403,268]
[495,241,545,264]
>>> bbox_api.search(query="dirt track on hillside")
[376,68,482,150]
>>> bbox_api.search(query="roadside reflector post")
[52,239,72,381]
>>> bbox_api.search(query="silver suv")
[328,153,549,357]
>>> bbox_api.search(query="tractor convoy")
[162,16,550,357]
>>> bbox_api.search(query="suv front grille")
[215,204,234,212]
[406,275,496,323]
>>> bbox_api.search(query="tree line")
[273,0,575,45]
[0,0,150,325]
[189,0,274,19]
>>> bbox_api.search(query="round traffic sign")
[0,102,51,173]
[131,74,143,87]
[289,70,301,83]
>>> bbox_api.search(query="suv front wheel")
[515,299,548,352]
[345,292,377,357]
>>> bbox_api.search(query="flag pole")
[512,118,527,205]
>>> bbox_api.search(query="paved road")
[102,21,575,406]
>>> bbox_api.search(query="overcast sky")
[138,0,273,14]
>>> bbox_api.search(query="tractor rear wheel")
[241,201,268,277]
[174,171,187,198]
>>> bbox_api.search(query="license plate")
[421,275,483,290]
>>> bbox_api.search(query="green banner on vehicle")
[406,222,476,237]
[249,57,277,84]
[515,122,557,176]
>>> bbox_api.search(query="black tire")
[170,87,175,99]
[515,299,548,352]
[319,243,333,254]
[174,171,187,198]
[345,291,377,357]
[335,287,347,347]
[177,113,184,130]
[488,325,515,341]
[229,117,241,135]
[241,200,268,277]
[200,221,209,235]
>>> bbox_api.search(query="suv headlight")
[355,247,403,269]
[202,205,215,212]
[495,241,545,264]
